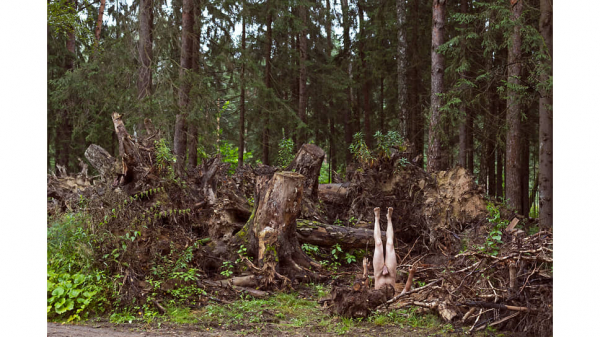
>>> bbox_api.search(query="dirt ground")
[47,321,469,337]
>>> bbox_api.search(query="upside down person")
[372,207,416,295]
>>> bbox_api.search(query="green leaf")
[52,286,65,297]
[73,274,85,285]
[69,289,82,298]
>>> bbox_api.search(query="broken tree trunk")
[84,144,120,183]
[236,171,322,287]
[285,144,327,221]
[329,284,394,318]
[285,144,325,200]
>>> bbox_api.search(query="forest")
[47,0,553,335]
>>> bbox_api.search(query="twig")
[462,301,532,312]
[474,311,520,331]
[377,279,441,309]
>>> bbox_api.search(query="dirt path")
[47,322,441,337]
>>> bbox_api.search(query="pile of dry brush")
[47,113,552,335]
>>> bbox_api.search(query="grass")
[89,285,507,336]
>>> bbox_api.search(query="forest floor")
[48,282,521,337]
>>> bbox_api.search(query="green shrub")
[47,213,111,321]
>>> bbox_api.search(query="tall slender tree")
[298,2,308,146]
[427,0,446,173]
[538,0,553,228]
[505,0,523,213]
[238,6,246,166]
[396,0,408,138]
[95,0,106,45]
[174,0,194,175]
[138,0,153,100]
[262,0,273,165]
[187,0,201,170]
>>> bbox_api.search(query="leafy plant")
[302,243,320,257]
[277,130,295,167]
[479,203,510,256]
[220,261,234,277]
[154,138,176,178]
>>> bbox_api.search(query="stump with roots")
[237,171,322,288]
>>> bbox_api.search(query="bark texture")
[506,0,523,212]
[238,172,321,286]
[539,0,553,228]
[298,3,308,145]
[95,0,106,44]
[262,1,272,165]
[397,0,408,137]
[427,0,446,173]
[175,0,194,175]
[238,13,246,166]
[138,0,153,99]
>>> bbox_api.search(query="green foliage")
[277,131,295,168]
[155,139,176,178]
[47,213,111,321]
[480,203,510,256]
[350,131,406,167]
[318,160,330,184]
[349,132,374,166]
[218,141,253,175]
[302,243,320,257]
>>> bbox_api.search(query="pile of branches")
[375,230,553,335]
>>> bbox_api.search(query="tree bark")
[238,172,321,286]
[341,0,353,165]
[458,0,469,169]
[427,0,446,173]
[296,219,386,249]
[506,0,523,212]
[298,3,308,146]
[357,1,372,148]
[397,0,408,138]
[285,144,326,201]
[175,0,194,175]
[186,0,201,171]
[408,0,423,167]
[138,0,153,99]
[239,12,246,166]
[262,1,272,165]
[538,0,553,228]
[95,0,106,45]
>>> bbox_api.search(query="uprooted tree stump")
[236,171,323,288]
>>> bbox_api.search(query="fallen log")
[296,219,384,249]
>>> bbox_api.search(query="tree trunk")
[296,219,386,249]
[138,0,153,100]
[506,0,523,212]
[520,114,530,215]
[458,0,468,169]
[341,0,353,165]
[262,2,272,165]
[408,0,423,167]
[186,0,201,171]
[357,1,372,148]
[397,0,408,138]
[538,0,553,229]
[238,172,321,286]
[95,0,106,45]
[285,144,326,201]
[427,0,446,173]
[239,13,246,166]
[175,0,194,175]
[496,149,504,199]
[298,3,308,145]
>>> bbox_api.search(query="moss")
[265,244,279,263]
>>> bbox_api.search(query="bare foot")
[374,207,380,218]
[387,207,393,219]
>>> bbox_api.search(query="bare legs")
[373,207,396,289]
[385,207,397,278]
[373,207,385,280]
